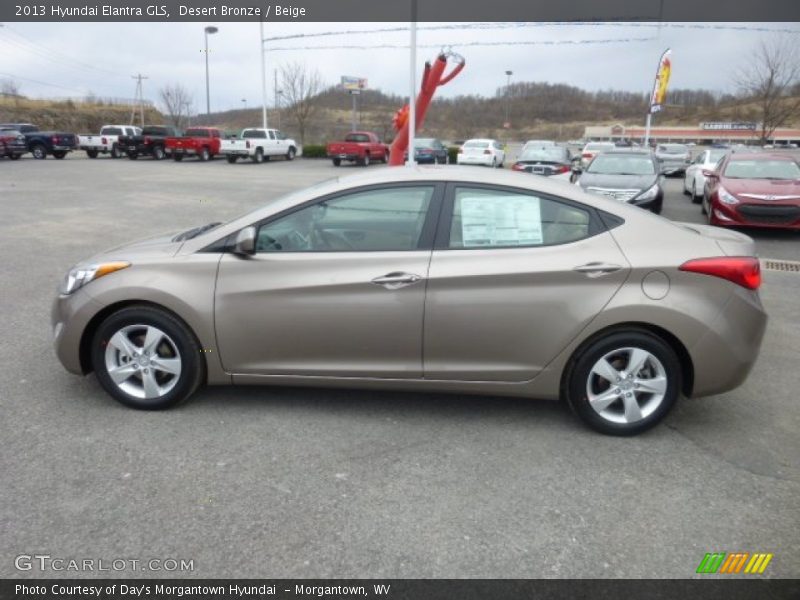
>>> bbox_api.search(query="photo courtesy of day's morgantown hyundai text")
[52,167,767,436]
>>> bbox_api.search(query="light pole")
[241,98,246,110]
[504,70,513,128]
[204,26,218,116]
[276,90,283,130]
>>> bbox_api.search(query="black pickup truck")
[118,125,180,160]
[0,123,77,159]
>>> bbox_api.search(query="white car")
[682,147,730,202]
[579,142,615,169]
[77,125,141,159]
[457,139,505,168]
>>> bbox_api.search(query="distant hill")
[0,97,162,133]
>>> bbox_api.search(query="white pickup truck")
[77,125,141,159]
[220,128,298,164]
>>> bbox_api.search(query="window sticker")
[460,194,543,247]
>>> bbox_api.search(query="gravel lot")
[1,153,798,579]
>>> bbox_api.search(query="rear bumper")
[689,288,767,397]
[329,153,362,161]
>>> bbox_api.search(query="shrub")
[301,144,327,158]
[447,146,460,164]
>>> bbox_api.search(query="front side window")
[449,187,591,249]
[257,186,434,253]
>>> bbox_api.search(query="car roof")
[601,149,654,156]
[726,152,796,161]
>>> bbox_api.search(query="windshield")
[585,143,613,152]
[587,154,655,175]
[724,159,800,180]
[519,147,568,162]
[414,138,436,148]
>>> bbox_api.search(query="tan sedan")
[52,168,767,435]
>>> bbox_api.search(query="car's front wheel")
[91,306,205,410]
[565,330,680,435]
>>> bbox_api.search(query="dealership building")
[584,122,800,144]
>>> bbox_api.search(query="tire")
[251,148,264,164]
[32,144,47,160]
[91,306,205,411]
[128,152,139,160]
[53,151,66,159]
[226,155,238,164]
[9,153,21,160]
[332,158,341,167]
[701,195,709,216]
[285,146,296,161]
[692,177,703,204]
[86,149,99,159]
[172,154,184,162]
[491,157,497,168]
[682,176,691,196]
[564,329,681,436]
[362,153,370,167]
[199,147,210,162]
[384,151,390,163]
[110,144,122,159]
[152,146,165,160]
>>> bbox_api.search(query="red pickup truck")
[327,131,389,167]
[165,127,223,161]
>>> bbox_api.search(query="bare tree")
[159,84,194,129]
[0,78,22,97]
[280,62,323,145]
[737,37,800,143]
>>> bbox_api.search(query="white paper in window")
[460,194,543,247]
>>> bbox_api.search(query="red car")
[326,131,389,167]
[165,127,223,161]
[702,153,800,230]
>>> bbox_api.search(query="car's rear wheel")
[565,330,680,435]
[362,153,370,167]
[110,144,121,159]
[227,155,238,163]
[332,158,341,167]
[86,149,99,159]
[128,152,139,160]
[199,147,210,162]
[9,153,21,160]
[32,144,47,159]
[251,148,264,163]
[53,151,66,159]
[172,154,184,162]
[152,146,166,160]
[91,306,204,410]
[692,177,703,204]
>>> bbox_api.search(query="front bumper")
[710,200,800,230]
[51,289,106,375]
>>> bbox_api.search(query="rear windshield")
[184,128,210,137]
[414,138,437,148]
[587,154,656,175]
[142,127,168,136]
[519,147,568,162]
[724,159,800,180]
[100,127,122,135]
[464,141,489,149]
[345,133,371,143]
[585,143,614,151]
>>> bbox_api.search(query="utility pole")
[273,68,279,130]
[204,26,218,116]
[504,70,513,128]
[131,74,148,127]
[407,0,417,166]
[259,20,268,129]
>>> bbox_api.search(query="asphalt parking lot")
[1,153,798,579]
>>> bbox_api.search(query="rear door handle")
[573,262,623,277]
[371,272,422,289]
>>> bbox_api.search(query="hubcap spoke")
[635,375,667,395]
[108,331,139,359]
[142,326,164,355]
[108,362,138,385]
[589,388,621,412]
[150,357,181,376]
[622,394,643,423]
[591,358,620,384]
[627,348,650,376]
[141,369,161,399]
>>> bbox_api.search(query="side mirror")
[233,226,256,256]
[702,169,717,178]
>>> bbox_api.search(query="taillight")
[246,140,251,149]
[144,136,151,144]
[512,163,526,171]
[679,257,761,290]
[582,152,592,158]
[52,135,59,143]
[101,137,107,145]
[553,165,570,174]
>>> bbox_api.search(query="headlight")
[718,185,740,205]
[60,261,130,295]
[635,183,660,201]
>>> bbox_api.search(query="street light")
[241,98,246,110]
[204,26,218,116]
[504,70,513,128]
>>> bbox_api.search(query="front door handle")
[573,262,623,277]
[371,272,423,289]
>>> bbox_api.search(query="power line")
[265,37,658,52]
[0,70,88,94]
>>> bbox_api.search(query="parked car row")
[0,123,78,159]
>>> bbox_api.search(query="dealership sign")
[701,122,759,131]
[341,76,368,91]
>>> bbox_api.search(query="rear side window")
[101,127,122,135]
[449,187,591,249]
[345,133,370,143]
[242,130,263,139]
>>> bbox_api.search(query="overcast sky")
[1,22,798,114]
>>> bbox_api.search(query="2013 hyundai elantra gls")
[52,167,767,435]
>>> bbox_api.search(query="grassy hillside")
[0,97,162,133]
